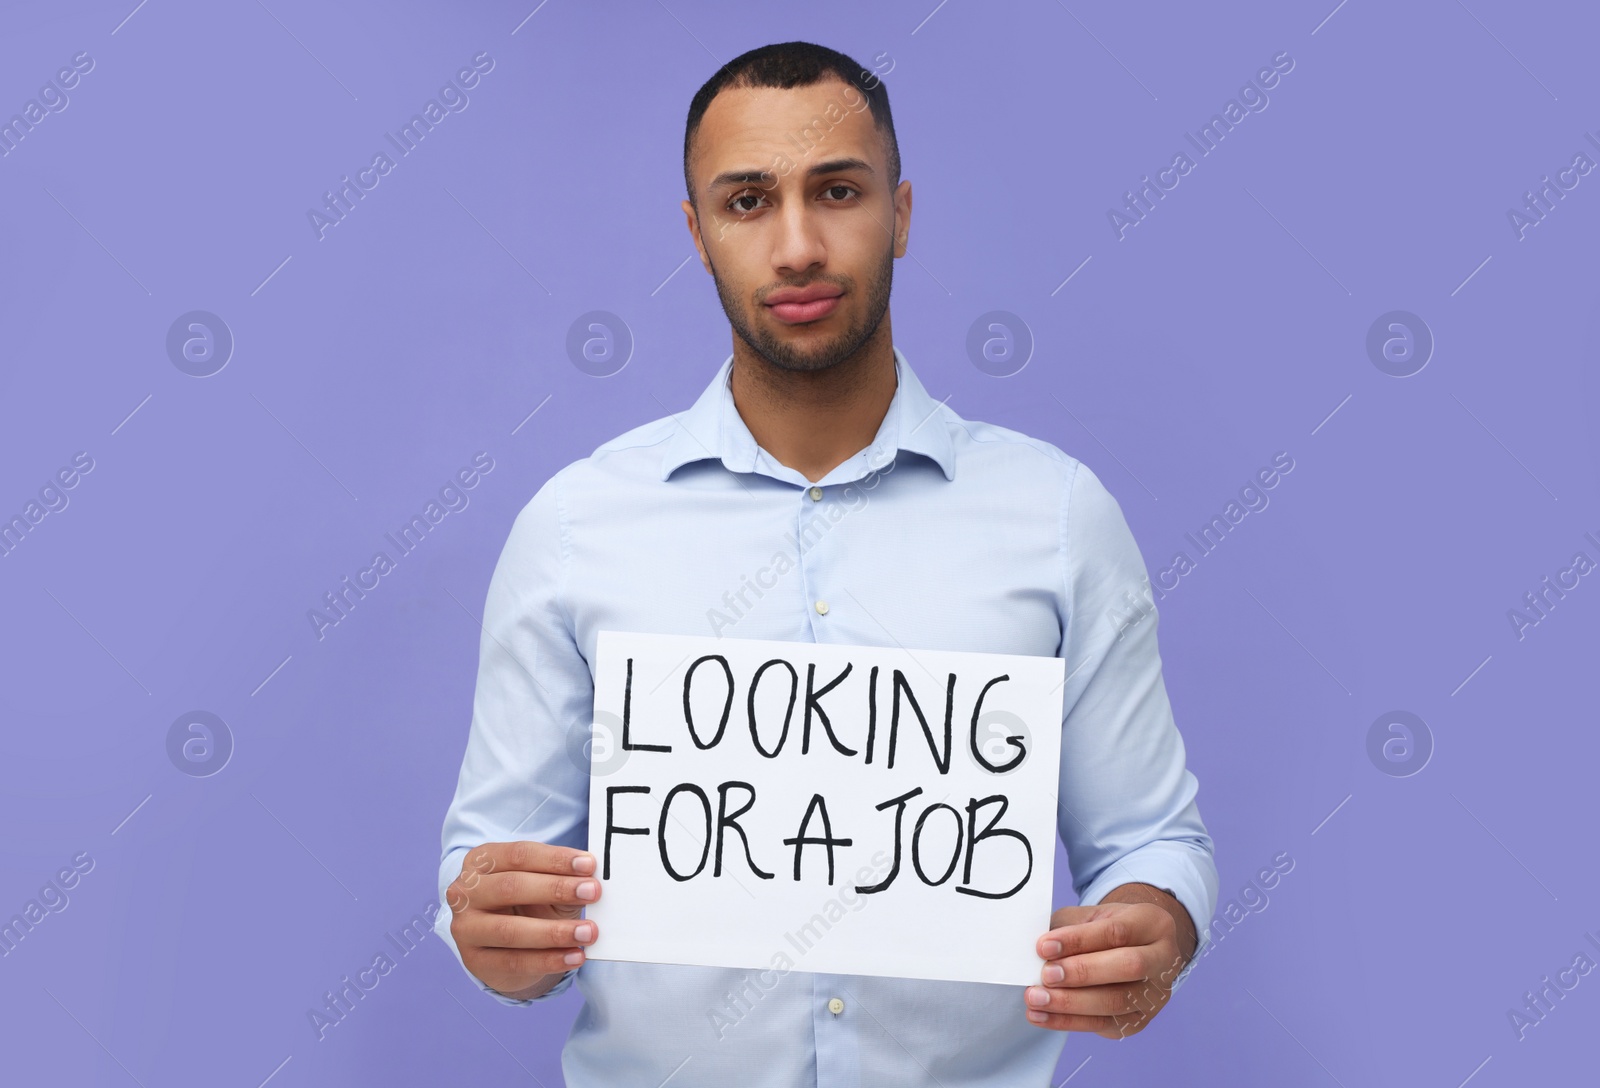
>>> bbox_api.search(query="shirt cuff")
[1076,838,1218,992]
[431,894,578,1006]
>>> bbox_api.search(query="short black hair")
[683,41,900,211]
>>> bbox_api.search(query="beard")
[711,244,894,374]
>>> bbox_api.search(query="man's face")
[683,78,911,373]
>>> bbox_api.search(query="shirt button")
[808,486,823,501]
[827,997,845,1015]
[815,599,829,615]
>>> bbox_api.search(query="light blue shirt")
[434,346,1218,1086]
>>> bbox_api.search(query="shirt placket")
[799,483,832,633]
[811,971,862,1088]
[794,479,864,1088]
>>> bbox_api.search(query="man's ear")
[891,180,913,259]
[683,198,714,275]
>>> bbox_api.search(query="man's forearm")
[1099,882,1198,970]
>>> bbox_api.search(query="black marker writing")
[603,785,651,879]
[781,793,853,885]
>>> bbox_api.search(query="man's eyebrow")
[706,157,876,194]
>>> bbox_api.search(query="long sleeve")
[433,470,594,1006]
[1054,460,1218,989]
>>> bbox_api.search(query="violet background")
[1,1,1596,1085]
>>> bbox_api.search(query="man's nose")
[770,198,827,276]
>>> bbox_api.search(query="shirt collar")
[659,345,956,484]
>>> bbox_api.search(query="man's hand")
[1025,884,1197,1039]
[446,841,601,1001]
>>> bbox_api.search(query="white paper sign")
[583,630,1065,986]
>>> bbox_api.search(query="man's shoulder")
[944,410,1083,485]
[587,413,681,464]
[536,412,681,494]
[940,409,1139,520]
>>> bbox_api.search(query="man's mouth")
[764,286,844,325]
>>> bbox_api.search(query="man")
[435,40,1217,1085]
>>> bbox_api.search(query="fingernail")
[1026,1009,1047,1023]
[1043,964,1064,984]
[572,854,596,875]
[1041,940,1062,959]
[576,880,598,901]
[1027,986,1050,1007]
[563,950,584,966]
[574,922,595,943]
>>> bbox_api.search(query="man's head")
[681,42,910,375]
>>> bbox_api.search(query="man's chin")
[753,338,853,373]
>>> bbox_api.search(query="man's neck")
[728,323,898,484]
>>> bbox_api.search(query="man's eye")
[823,184,859,201]
[728,193,764,214]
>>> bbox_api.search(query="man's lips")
[764,289,843,324]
